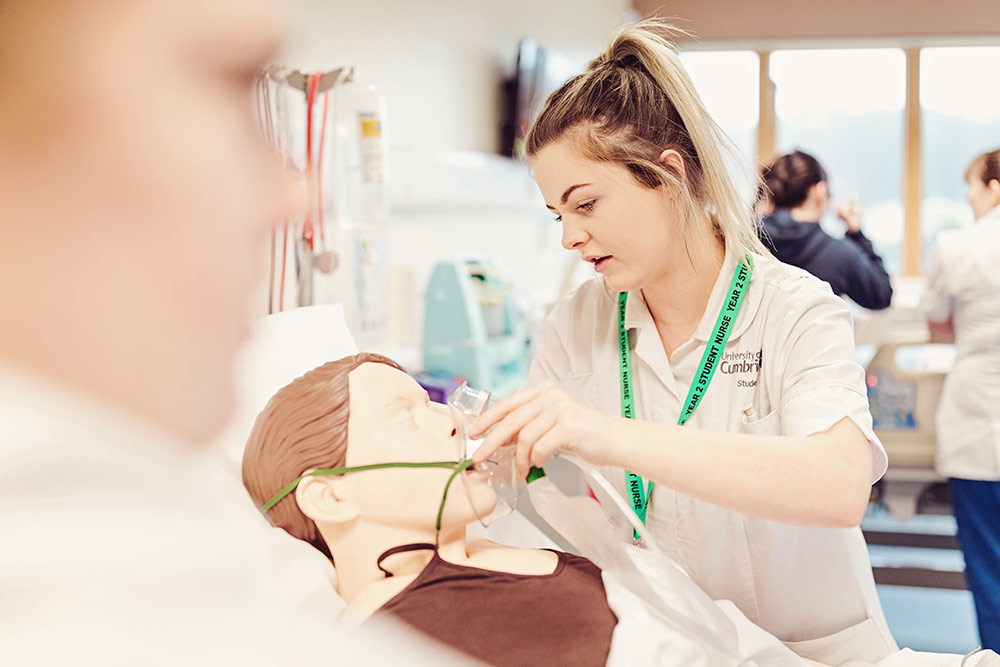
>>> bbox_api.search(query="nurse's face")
[0,0,299,441]
[337,363,497,530]
[966,175,1000,220]
[531,137,685,293]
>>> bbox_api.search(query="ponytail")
[525,19,767,259]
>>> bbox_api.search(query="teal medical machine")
[423,258,528,397]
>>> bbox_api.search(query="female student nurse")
[471,20,896,665]
[923,148,1000,650]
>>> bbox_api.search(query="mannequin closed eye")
[384,398,417,427]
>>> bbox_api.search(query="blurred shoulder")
[752,253,845,315]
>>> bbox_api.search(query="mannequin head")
[243,354,496,562]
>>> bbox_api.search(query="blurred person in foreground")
[0,1,461,664]
[760,151,893,310]
[923,148,1000,651]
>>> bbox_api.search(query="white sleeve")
[921,238,954,323]
[773,287,889,483]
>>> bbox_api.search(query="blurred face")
[337,363,497,530]
[967,175,1000,220]
[0,0,299,441]
[531,138,685,293]
[814,181,831,210]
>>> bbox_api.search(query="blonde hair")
[526,19,766,260]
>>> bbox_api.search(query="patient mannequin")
[242,353,618,667]
[243,353,830,667]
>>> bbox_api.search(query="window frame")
[680,42,999,276]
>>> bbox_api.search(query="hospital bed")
[210,304,994,667]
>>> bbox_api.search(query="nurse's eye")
[552,214,563,223]
[577,200,596,213]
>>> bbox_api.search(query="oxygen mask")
[447,382,518,526]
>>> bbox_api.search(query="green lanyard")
[620,257,752,535]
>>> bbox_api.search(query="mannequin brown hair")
[242,353,405,560]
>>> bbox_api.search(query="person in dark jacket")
[760,151,893,310]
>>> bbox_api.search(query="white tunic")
[529,248,895,664]
[0,364,464,666]
[922,204,1000,481]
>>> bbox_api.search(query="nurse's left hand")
[468,381,621,478]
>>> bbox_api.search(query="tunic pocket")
[782,616,895,665]
[555,372,595,405]
[739,409,782,437]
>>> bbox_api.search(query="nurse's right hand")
[468,381,623,479]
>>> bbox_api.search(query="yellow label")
[360,117,382,138]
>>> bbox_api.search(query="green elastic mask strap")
[260,459,474,544]
[434,461,472,546]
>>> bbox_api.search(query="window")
[680,51,760,198]
[920,47,1000,256]
[770,49,906,272]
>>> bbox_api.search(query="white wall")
[272,0,631,361]
[282,0,632,155]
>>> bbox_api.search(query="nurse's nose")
[560,217,589,251]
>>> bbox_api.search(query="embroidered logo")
[719,350,763,388]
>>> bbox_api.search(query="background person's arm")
[927,317,956,343]
[836,201,893,310]
[922,237,956,343]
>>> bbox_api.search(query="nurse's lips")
[584,254,613,272]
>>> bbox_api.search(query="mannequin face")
[531,138,688,293]
[317,363,497,530]
[967,176,1000,220]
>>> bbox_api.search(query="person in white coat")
[471,20,896,666]
[0,1,461,664]
[923,147,1000,651]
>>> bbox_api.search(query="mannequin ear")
[658,148,686,179]
[295,474,359,525]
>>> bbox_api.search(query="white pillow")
[214,304,358,469]
[210,304,357,615]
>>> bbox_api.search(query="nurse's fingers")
[473,399,547,464]
[512,412,559,478]
[516,410,558,450]
[469,383,542,438]
[528,425,566,471]
[514,431,533,480]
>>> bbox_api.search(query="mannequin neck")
[322,521,468,603]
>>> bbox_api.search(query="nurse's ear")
[658,148,687,180]
[295,473,359,525]
[987,178,1000,203]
